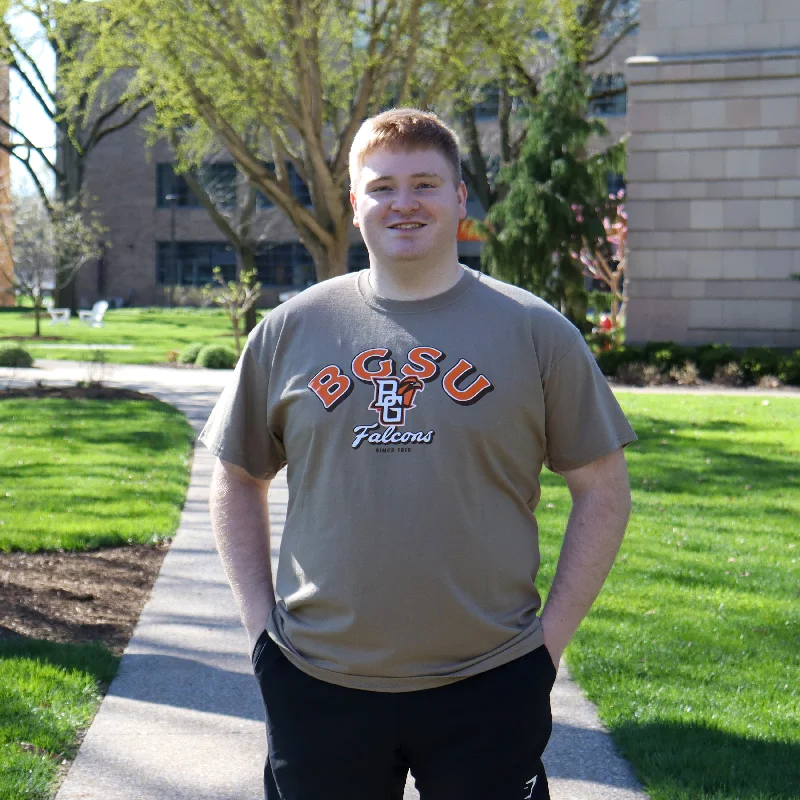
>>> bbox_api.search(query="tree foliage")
[58,0,519,282]
[0,193,105,336]
[202,266,261,357]
[480,55,624,331]
[449,0,638,212]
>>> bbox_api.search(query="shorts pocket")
[538,645,558,688]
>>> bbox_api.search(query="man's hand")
[209,458,275,653]
[540,447,632,673]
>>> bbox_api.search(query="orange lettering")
[442,359,494,405]
[308,365,353,411]
[401,347,445,382]
[352,348,394,383]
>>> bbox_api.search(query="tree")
[480,54,624,331]
[59,0,522,283]
[0,192,104,336]
[202,267,262,357]
[0,0,150,309]
[451,0,638,212]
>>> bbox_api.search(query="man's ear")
[350,191,359,228]
[457,180,468,220]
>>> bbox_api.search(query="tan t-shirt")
[199,267,636,692]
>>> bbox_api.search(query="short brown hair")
[349,108,462,188]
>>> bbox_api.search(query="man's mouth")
[388,222,426,230]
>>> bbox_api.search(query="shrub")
[642,341,697,371]
[178,342,207,365]
[713,362,746,386]
[739,347,783,382]
[777,351,800,386]
[0,343,34,368]
[594,345,645,377]
[695,343,737,380]
[669,361,701,386]
[195,344,238,369]
[756,375,782,389]
[617,361,665,386]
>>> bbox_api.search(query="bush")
[0,344,34,368]
[669,361,701,386]
[178,341,207,365]
[594,345,645,377]
[778,351,800,386]
[713,362,746,387]
[694,343,737,380]
[617,362,665,386]
[195,344,238,369]
[739,347,783,382]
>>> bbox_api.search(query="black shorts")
[252,631,557,800]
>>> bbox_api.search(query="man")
[199,108,636,800]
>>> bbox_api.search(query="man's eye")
[417,183,435,189]
[371,186,391,192]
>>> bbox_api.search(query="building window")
[255,242,315,286]
[588,73,627,117]
[156,162,238,208]
[348,243,370,272]
[256,162,312,208]
[156,241,237,285]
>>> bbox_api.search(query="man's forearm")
[209,462,276,653]
[540,483,631,663]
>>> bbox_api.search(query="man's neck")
[368,257,464,301]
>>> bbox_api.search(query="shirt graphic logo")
[307,345,494,451]
[369,376,424,426]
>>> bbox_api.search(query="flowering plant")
[576,189,627,328]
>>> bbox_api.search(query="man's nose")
[391,188,419,212]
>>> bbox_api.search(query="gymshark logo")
[524,776,537,799]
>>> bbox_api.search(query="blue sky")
[8,10,56,196]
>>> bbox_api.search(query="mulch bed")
[0,383,174,656]
[0,545,169,657]
[0,384,161,402]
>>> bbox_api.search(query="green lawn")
[0,307,268,365]
[537,393,800,800]
[0,398,194,551]
[0,396,194,800]
[0,640,117,800]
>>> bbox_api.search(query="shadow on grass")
[613,720,800,800]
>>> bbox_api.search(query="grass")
[0,395,194,799]
[537,393,800,800]
[0,397,194,551]
[0,639,118,800]
[0,307,269,365]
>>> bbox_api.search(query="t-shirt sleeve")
[197,334,287,480]
[543,333,637,474]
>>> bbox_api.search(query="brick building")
[626,0,800,347]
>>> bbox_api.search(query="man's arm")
[209,457,275,655]
[539,447,632,671]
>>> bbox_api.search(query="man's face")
[350,146,468,267]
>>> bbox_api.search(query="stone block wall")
[625,0,800,347]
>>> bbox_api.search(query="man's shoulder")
[471,272,579,335]
[275,272,361,315]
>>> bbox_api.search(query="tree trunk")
[304,220,351,283]
[239,247,258,334]
[53,121,84,314]
[34,303,41,338]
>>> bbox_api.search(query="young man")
[199,108,636,800]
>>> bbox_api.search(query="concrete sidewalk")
[3,360,649,800]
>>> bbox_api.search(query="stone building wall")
[626,0,800,347]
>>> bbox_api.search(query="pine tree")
[481,53,624,331]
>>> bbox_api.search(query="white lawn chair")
[44,298,71,325]
[78,300,109,327]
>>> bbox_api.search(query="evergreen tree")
[481,53,624,331]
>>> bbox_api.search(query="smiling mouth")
[388,222,426,230]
